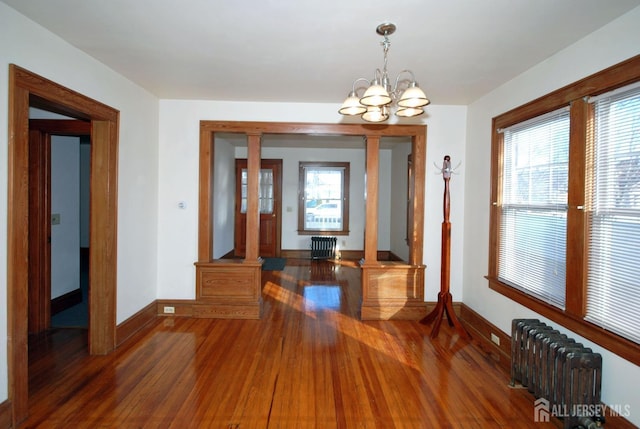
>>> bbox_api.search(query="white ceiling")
[3,0,639,106]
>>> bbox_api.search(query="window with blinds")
[498,107,570,308]
[489,57,640,363]
[585,84,640,343]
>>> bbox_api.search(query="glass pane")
[499,108,569,308]
[586,85,640,343]
[241,168,248,214]
[499,208,567,307]
[241,168,274,214]
[259,169,273,214]
[303,167,344,231]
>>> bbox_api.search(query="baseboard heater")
[310,236,337,260]
[510,319,604,429]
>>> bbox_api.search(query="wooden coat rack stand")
[421,155,470,339]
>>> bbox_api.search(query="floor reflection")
[309,260,337,281]
[303,285,341,311]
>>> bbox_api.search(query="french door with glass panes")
[234,159,282,258]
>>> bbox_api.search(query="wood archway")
[195,121,427,320]
[7,65,119,425]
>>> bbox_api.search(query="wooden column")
[363,135,380,265]
[245,133,261,262]
[194,127,262,319]
[197,126,214,262]
[89,120,118,355]
[409,133,426,266]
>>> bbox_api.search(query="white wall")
[390,141,412,261]
[378,149,392,252]
[463,6,640,425]
[50,136,80,299]
[212,138,236,258]
[0,2,160,403]
[423,105,468,301]
[80,141,91,248]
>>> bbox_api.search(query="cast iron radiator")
[510,319,604,428]
[310,236,337,260]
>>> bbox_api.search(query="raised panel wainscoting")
[194,260,262,319]
[361,262,427,320]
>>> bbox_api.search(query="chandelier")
[338,23,430,123]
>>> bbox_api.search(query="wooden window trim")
[297,161,350,235]
[487,55,640,366]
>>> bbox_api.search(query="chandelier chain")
[381,35,391,77]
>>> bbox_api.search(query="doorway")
[28,119,91,333]
[196,122,427,322]
[234,158,282,258]
[8,65,119,426]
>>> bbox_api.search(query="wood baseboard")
[280,249,309,259]
[424,300,462,316]
[458,304,511,373]
[193,303,262,319]
[50,288,82,315]
[115,301,157,346]
[157,299,195,317]
[361,303,427,320]
[0,400,11,429]
[156,299,261,319]
[279,250,400,261]
[386,251,405,261]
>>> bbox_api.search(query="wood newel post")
[364,135,380,265]
[421,155,470,339]
[245,133,261,261]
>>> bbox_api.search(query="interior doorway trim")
[198,121,426,264]
[7,65,119,425]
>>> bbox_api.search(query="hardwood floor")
[23,259,560,428]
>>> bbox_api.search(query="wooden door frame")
[7,65,119,425]
[27,127,51,334]
[28,120,91,334]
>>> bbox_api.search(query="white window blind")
[586,84,640,344]
[498,107,570,308]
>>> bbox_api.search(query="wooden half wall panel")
[194,260,262,319]
[361,262,427,320]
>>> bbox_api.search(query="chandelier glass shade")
[339,23,430,123]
